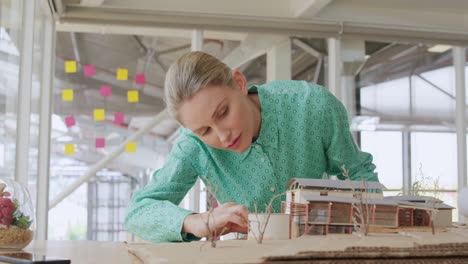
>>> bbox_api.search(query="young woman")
[125,51,379,243]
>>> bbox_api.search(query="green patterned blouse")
[125,80,379,243]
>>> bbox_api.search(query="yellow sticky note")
[125,142,136,153]
[128,90,139,103]
[117,68,128,80]
[65,60,77,73]
[62,89,74,101]
[94,109,105,121]
[65,144,75,155]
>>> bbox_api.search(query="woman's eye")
[220,107,228,117]
[202,128,211,136]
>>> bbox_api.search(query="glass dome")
[0,178,34,249]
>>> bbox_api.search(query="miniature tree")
[341,165,371,237]
[427,177,441,235]
[249,192,286,244]
[411,163,441,235]
[410,163,429,196]
[199,180,225,249]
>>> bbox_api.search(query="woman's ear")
[231,70,248,95]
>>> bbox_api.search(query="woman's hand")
[182,202,249,238]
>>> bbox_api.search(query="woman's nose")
[217,128,232,145]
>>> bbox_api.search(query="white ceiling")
[53,0,468,45]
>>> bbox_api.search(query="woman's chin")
[235,143,251,153]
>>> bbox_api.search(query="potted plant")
[0,178,34,249]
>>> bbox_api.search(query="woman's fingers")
[204,202,251,237]
[237,205,250,220]
[227,214,247,229]
[229,222,248,234]
[223,203,249,221]
[216,215,248,235]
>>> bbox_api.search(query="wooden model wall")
[282,201,435,238]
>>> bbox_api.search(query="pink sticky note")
[114,112,124,124]
[95,138,105,148]
[135,73,145,85]
[100,85,112,97]
[65,116,75,127]
[83,65,95,77]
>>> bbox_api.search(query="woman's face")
[178,70,260,153]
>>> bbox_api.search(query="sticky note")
[65,60,77,73]
[117,68,128,80]
[126,142,137,153]
[114,112,124,124]
[65,144,75,155]
[65,116,75,127]
[95,138,105,148]
[94,109,105,121]
[135,73,145,85]
[83,65,95,77]
[100,85,112,97]
[62,89,74,101]
[128,90,139,103]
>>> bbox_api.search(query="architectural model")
[282,178,454,238]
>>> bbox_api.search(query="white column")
[453,47,467,223]
[402,132,412,195]
[36,14,55,240]
[191,30,203,52]
[266,38,291,81]
[341,75,359,143]
[327,38,342,101]
[341,76,356,118]
[340,39,365,143]
[15,0,36,185]
[341,39,365,113]
[187,30,203,213]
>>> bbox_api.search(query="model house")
[282,178,454,238]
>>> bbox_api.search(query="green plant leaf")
[13,214,32,229]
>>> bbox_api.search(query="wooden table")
[127,225,468,263]
[2,226,468,264]
[1,240,133,264]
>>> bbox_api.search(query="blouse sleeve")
[124,138,202,243]
[319,88,379,182]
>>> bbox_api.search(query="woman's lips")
[227,135,241,149]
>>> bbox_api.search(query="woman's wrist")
[182,213,208,238]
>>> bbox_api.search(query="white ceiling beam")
[56,22,247,41]
[56,150,140,178]
[57,6,468,46]
[64,0,294,18]
[292,38,323,58]
[79,0,106,7]
[223,34,290,69]
[291,0,333,18]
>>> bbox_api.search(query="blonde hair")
[164,51,234,119]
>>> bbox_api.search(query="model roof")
[384,195,442,203]
[384,197,455,209]
[301,195,399,206]
[286,178,387,191]
[299,194,454,209]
